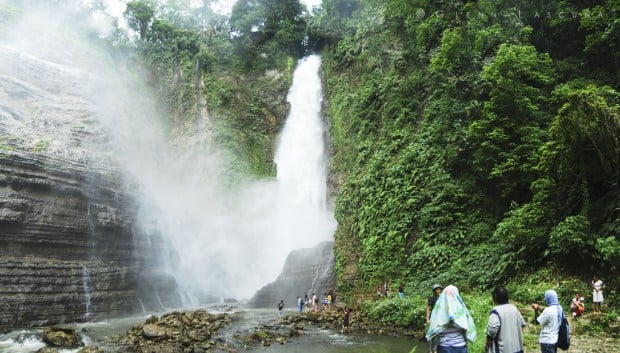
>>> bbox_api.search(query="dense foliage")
[313,0,619,301]
[113,0,618,309]
[119,0,309,179]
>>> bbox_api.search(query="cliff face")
[0,14,178,326]
[0,150,178,327]
[248,241,336,308]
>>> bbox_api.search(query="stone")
[77,348,104,353]
[42,326,82,348]
[143,324,169,339]
[35,348,60,353]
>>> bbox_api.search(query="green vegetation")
[32,139,51,153]
[111,0,618,325]
[363,296,426,328]
[312,0,619,307]
[118,0,309,180]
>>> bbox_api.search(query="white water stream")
[116,54,336,302]
[0,0,335,334]
[161,55,336,302]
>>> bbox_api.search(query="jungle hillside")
[115,0,618,309]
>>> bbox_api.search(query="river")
[0,307,424,353]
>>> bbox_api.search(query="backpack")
[557,312,570,350]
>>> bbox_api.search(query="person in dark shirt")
[427,284,443,353]
[340,307,351,333]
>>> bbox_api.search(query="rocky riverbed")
[2,306,618,353]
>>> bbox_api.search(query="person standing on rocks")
[485,287,526,353]
[304,294,310,312]
[329,289,336,305]
[297,296,303,313]
[312,293,318,312]
[278,300,285,317]
[340,307,351,334]
[591,275,604,312]
[322,292,330,311]
[384,279,391,298]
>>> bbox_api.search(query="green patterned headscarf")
[425,285,477,342]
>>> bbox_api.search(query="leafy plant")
[363,296,426,329]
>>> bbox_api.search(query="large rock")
[42,326,82,348]
[248,241,336,308]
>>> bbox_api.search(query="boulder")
[142,324,169,339]
[42,326,82,348]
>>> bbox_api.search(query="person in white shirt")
[531,290,563,353]
[591,275,604,312]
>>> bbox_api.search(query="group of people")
[568,275,606,318]
[279,290,352,333]
[279,290,337,317]
[424,281,600,353]
[277,276,606,352]
[376,280,406,299]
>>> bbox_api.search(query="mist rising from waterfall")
[0,0,335,303]
[146,55,337,301]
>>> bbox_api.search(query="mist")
[0,1,335,302]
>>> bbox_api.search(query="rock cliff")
[0,7,178,326]
[248,241,336,308]
[0,150,178,327]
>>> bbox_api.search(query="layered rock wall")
[0,151,178,327]
[0,6,179,326]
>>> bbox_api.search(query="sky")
[96,0,322,17]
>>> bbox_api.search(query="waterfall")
[84,54,337,302]
[270,54,335,258]
[80,264,92,318]
[275,55,328,210]
[0,0,336,321]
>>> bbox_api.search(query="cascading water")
[0,0,335,313]
[102,55,336,303]
[80,264,93,318]
[275,55,328,210]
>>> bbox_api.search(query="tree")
[468,44,554,201]
[230,0,306,57]
[125,0,155,41]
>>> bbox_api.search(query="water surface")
[0,308,425,353]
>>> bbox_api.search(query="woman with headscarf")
[426,285,477,353]
[531,289,563,353]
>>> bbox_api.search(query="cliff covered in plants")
[113,0,619,305]
[310,0,619,300]
[119,0,308,179]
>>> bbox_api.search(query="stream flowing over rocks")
[113,308,420,353]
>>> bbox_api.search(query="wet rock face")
[0,150,178,327]
[0,9,178,326]
[248,241,336,309]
